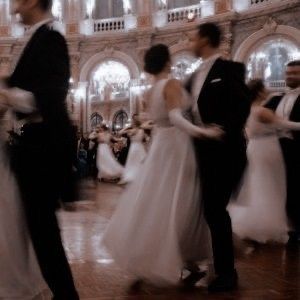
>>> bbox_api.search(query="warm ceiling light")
[187,12,196,22]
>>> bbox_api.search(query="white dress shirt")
[191,53,221,125]
[276,86,300,138]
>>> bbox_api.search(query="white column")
[232,0,250,12]
[52,0,66,34]
[153,0,168,28]
[74,82,88,132]
[79,0,94,35]
[200,0,215,18]
[123,0,137,30]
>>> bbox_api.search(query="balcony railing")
[250,0,278,6]
[94,17,125,33]
[267,80,286,89]
[167,4,201,24]
[234,0,283,12]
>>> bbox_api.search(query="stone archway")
[234,20,300,63]
[80,47,140,82]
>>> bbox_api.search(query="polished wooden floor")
[44,181,300,299]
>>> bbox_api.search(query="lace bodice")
[246,107,276,139]
[148,79,191,127]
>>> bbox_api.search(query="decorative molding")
[262,17,278,34]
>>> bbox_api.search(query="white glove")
[274,119,300,131]
[0,88,35,113]
[168,108,223,139]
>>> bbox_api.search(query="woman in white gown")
[0,105,45,298]
[229,80,300,244]
[102,44,223,285]
[96,125,124,180]
[119,124,146,184]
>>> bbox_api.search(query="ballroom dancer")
[185,23,250,291]
[0,85,46,299]
[0,0,79,298]
[102,44,223,286]
[97,125,124,180]
[265,60,300,244]
[229,79,300,244]
[118,117,147,184]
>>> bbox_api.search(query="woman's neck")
[154,71,169,82]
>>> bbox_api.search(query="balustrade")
[94,17,125,33]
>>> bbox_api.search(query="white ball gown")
[120,129,146,183]
[0,131,46,298]
[97,132,124,180]
[228,106,289,243]
[102,79,211,285]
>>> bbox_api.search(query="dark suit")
[186,58,250,276]
[118,133,131,166]
[7,24,79,299]
[265,94,300,235]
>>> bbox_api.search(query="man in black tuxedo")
[265,60,300,244]
[0,0,79,299]
[185,23,250,291]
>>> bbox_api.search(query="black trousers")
[195,140,246,276]
[10,127,79,299]
[280,139,300,233]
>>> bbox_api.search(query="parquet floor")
[43,181,300,300]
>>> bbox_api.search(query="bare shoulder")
[165,79,182,90]
[253,106,275,123]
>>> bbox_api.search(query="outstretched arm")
[255,106,300,130]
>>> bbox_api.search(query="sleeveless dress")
[97,132,124,180]
[228,106,289,243]
[0,128,46,299]
[101,79,211,285]
[120,129,146,183]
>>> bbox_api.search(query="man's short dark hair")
[197,22,222,48]
[287,60,300,67]
[38,0,52,11]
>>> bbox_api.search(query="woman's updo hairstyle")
[247,79,265,103]
[144,44,171,75]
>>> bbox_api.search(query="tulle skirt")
[120,142,146,183]
[0,145,46,299]
[102,127,211,285]
[229,135,289,243]
[97,143,124,180]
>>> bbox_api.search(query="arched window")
[91,113,103,128]
[172,52,202,81]
[89,60,131,100]
[247,37,300,89]
[112,110,128,132]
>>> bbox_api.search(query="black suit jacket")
[186,58,250,149]
[186,58,250,190]
[7,24,77,203]
[265,94,300,147]
[8,24,71,141]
